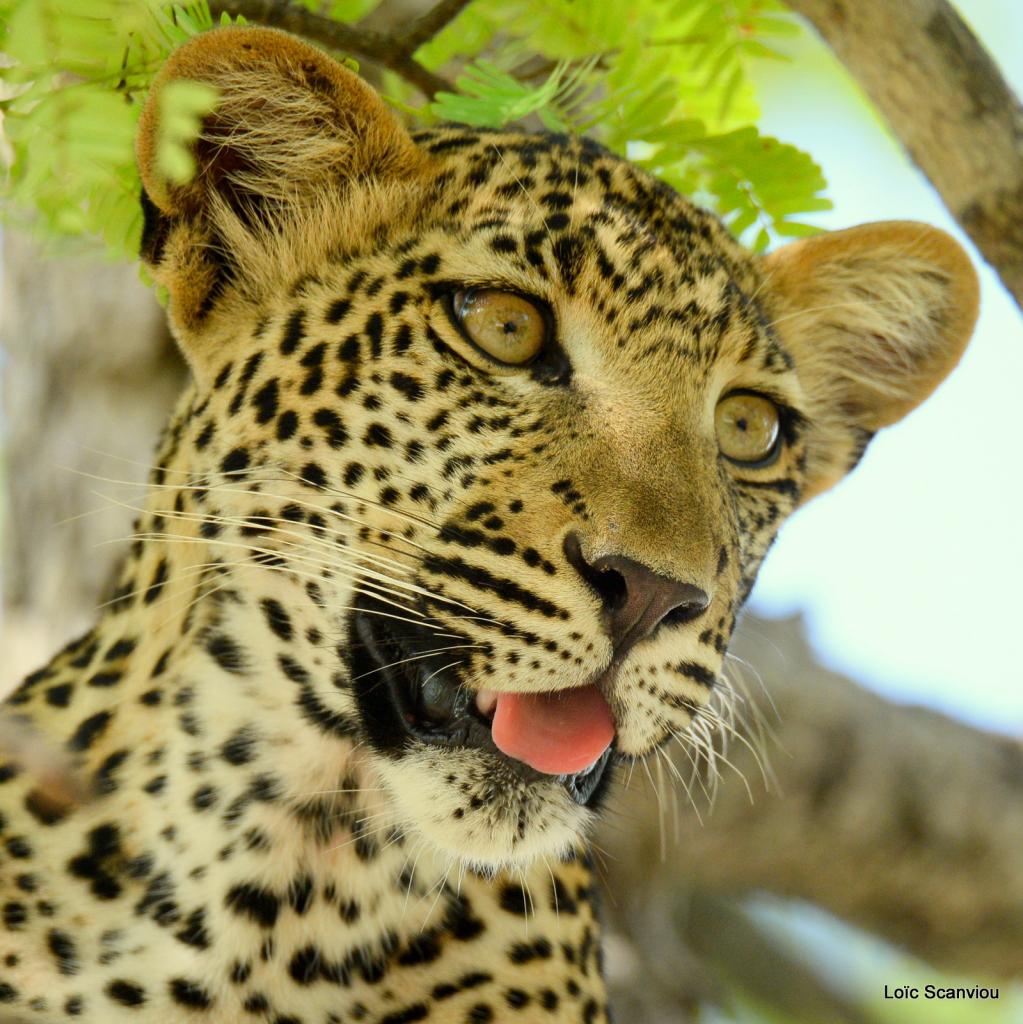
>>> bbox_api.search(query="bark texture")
[785,0,1023,310]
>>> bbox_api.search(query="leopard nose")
[564,532,710,658]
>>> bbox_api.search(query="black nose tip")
[564,532,710,658]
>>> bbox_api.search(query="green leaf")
[157,79,219,185]
[430,59,574,129]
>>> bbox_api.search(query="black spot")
[44,683,73,707]
[252,379,279,424]
[498,883,529,916]
[364,423,393,448]
[68,710,113,752]
[393,323,413,355]
[443,895,485,941]
[95,749,130,796]
[3,901,28,929]
[366,312,384,358]
[280,310,306,356]
[6,836,32,859]
[143,775,166,795]
[338,335,361,361]
[326,297,351,323]
[301,462,327,489]
[286,875,316,924]
[508,938,552,963]
[214,361,234,388]
[106,979,146,1007]
[144,559,169,604]
[168,978,212,1009]
[48,929,79,975]
[205,633,247,675]
[379,1006,428,1024]
[191,784,218,811]
[175,907,210,950]
[397,934,441,966]
[220,447,250,475]
[67,823,122,900]
[104,638,137,661]
[675,661,717,688]
[225,883,279,927]
[389,371,424,401]
[260,598,293,642]
[288,944,320,984]
[313,408,349,448]
[86,670,122,688]
[195,422,215,449]
[276,410,299,441]
[278,653,310,685]
[221,726,257,766]
[244,993,270,1013]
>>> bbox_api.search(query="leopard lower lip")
[348,594,614,807]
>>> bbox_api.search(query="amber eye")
[715,392,781,465]
[451,289,547,365]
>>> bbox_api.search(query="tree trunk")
[785,0,1023,311]
[0,233,185,691]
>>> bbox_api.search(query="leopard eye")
[715,391,781,466]
[451,289,547,365]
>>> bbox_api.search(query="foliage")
[0,0,829,260]
[0,0,241,255]
[418,0,830,250]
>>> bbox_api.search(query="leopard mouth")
[347,593,614,807]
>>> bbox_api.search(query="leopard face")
[135,28,978,871]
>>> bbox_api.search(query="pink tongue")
[491,685,615,775]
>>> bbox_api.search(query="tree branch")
[402,0,474,56]
[783,0,1023,312]
[208,0,453,98]
[600,614,1023,979]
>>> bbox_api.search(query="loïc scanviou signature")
[884,984,1000,1001]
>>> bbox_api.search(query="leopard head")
[136,27,978,870]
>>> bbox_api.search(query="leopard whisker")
[349,645,484,684]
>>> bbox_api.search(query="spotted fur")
[0,27,977,1023]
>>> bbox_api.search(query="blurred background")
[1,1,1020,1022]
[747,0,1023,734]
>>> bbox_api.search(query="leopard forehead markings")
[0,25,976,1024]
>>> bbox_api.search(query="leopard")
[0,25,978,1024]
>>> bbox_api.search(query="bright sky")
[746,1,1023,731]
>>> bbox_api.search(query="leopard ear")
[136,26,424,337]
[761,221,979,500]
